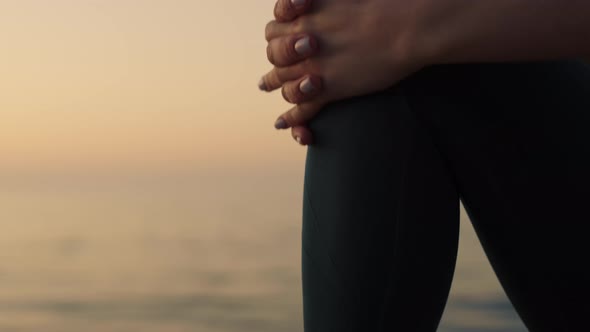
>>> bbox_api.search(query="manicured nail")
[299,77,315,94]
[295,36,312,56]
[291,0,306,7]
[275,118,288,129]
[258,77,267,91]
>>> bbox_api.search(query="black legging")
[301,60,590,331]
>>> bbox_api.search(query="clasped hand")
[259,0,432,145]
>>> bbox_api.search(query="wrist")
[389,0,448,71]
[403,0,514,65]
[416,0,514,64]
[406,0,590,64]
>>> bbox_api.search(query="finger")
[292,125,314,146]
[258,62,309,92]
[281,75,323,104]
[274,101,325,129]
[265,20,294,41]
[266,34,318,67]
[274,0,313,23]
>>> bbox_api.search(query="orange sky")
[0,1,305,176]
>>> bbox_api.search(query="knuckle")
[281,86,290,103]
[273,1,280,19]
[291,16,309,34]
[266,43,275,64]
[273,0,283,20]
[264,20,276,41]
[282,84,302,104]
[281,37,300,64]
[274,0,294,22]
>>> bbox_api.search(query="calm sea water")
[0,172,527,331]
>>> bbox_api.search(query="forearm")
[416,0,590,64]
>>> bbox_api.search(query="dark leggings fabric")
[301,60,590,332]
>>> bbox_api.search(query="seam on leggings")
[302,182,349,329]
[398,88,458,330]
[301,243,344,332]
[398,86,462,198]
[377,117,414,331]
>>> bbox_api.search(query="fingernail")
[299,77,315,94]
[291,0,306,7]
[295,136,303,145]
[295,36,312,56]
[258,77,267,91]
[275,118,288,129]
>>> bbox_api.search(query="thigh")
[405,60,590,331]
[302,89,460,332]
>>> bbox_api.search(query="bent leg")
[302,89,460,331]
[405,60,590,331]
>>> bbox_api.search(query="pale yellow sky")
[0,1,304,176]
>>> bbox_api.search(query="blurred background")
[0,1,526,331]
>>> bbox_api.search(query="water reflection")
[0,173,527,331]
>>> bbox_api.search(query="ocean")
[0,172,526,331]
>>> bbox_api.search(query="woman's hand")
[261,0,590,145]
[260,0,433,145]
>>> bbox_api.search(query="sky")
[0,0,303,177]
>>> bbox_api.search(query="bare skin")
[260,0,429,145]
[261,0,590,145]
